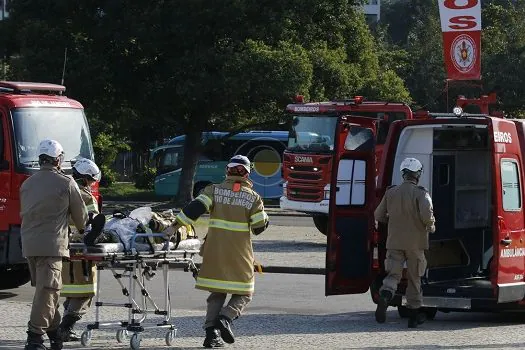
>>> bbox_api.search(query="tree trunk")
[174,128,202,206]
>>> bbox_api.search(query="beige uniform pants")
[26,256,63,335]
[380,249,427,309]
[204,292,252,329]
[63,296,93,318]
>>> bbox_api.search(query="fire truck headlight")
[313,167,319,171]
[290,166,295,170]
[324,190,330,200]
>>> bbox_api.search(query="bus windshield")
[12,107,94,169]
[287,115,337,153]
[153,146,184,175]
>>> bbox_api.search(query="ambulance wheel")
[0,268,31,289]
[423,307,438,320]
[312,214,328,235]
[165,329,177,346]
[193,181,211,198]
[80,330,92,346]
[398,306,410,318]
[116,329,128,343]
[130,333,141,350]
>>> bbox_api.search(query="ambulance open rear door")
[326,116,377,296]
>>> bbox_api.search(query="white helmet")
[38,139,64,158]
[73,158,101,181]
[400,157,423,173]
[227,155,251,173]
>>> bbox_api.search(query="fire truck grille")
[287,187,323,202]
[289,173,322,181]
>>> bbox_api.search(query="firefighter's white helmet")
[227,155,251,173]
[400,157,423,173]
[73,158,101,181]
[38,139,64,158]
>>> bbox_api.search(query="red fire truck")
[326,95,525,317]
[280,96,413,234]
[0,81,100,289]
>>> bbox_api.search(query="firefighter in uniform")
[373,157,435,328]
[20,139,88,350]
[164,155,269,348]
[59,158,102,342]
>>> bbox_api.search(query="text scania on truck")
[0,81,100,289]
[326,94,525,317]
[280,95,413,234]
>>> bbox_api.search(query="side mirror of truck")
[0,160,9,170]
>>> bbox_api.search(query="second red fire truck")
[280,95,413,234]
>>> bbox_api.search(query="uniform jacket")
[176,176,269,295]
[20,165,87,257]
[62,181,99,298]
[374,179,435,251]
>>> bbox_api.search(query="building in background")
[364,0,380,22]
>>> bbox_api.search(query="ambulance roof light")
[295,95,305,103]
[354,96,364,104]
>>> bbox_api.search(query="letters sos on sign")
[437,0,482,80]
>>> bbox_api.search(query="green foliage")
[99,165,118,188]
[134,166,157,190]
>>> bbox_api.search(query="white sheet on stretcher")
[72,239,201,254]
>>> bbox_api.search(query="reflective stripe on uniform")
[196,194,212,210]
[209,219,249,232]
[250,211,267,225]
[61,283,96,294]
[196,277,254,293]
[176,211,195,226]
[86,203,98,213]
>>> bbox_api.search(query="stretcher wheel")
[80,330,92,346]
[116,329,128,343]
[165,329,177,346]
[130,333,141,350]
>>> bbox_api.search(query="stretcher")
[68,233,201,350]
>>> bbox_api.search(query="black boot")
[216,315,234,344]
[203,327,224,348]
[46,330,63,350]
[375,290,392,324]
[408,308,422,328]
[58,314,81,342]
[24,331,47,350]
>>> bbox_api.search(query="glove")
[163,222,182,240]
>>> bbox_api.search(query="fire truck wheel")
[397,306,410,318]
[312,215,328,235]
[0,268,31,289]
[193,182,211,198]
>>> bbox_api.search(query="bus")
[151,131,288,199]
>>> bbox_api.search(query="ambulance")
[326,95,525,318]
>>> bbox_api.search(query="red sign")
[438,0,482,80]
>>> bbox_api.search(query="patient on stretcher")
[70,207,201,253]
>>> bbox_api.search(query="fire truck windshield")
[287,115,337,153]
[12,107,94,169]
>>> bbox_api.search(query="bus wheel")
[193,182,211,198]
[312,214,328,235]
[0,268,31,290]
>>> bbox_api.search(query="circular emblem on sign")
[234,137,286,187]
[450,34,476,73]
